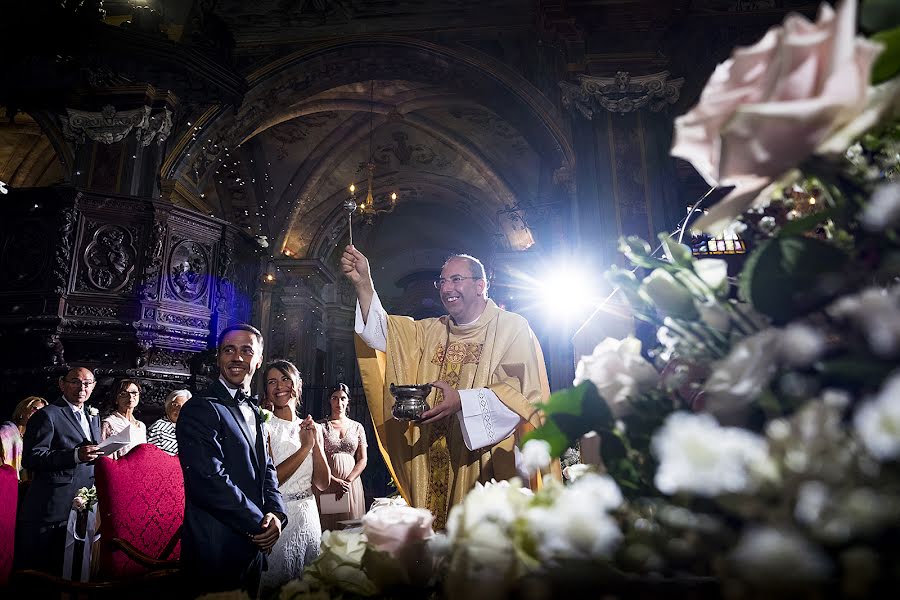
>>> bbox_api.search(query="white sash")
[63,506,101,581]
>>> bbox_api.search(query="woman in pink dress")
[318,383,368,530]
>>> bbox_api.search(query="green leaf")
[619,236,666,270]
[658,233,694,268]
[872,26,900,84]
[816,357,896,388]
[862,0,900,34]
[739,236,849,325]
[777,207,839,237]
[523,381,615,456]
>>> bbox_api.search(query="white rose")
[860,183,900,231]
[562,463,591,482]
[652,412,773,496]
[780,323,826,367]
[305,530,376,596]
[524,505,622,564]
[829,285,900,357]
[520,439,552,476]
[694,259,729,296]
[639,269,698,319]
[672,0,886,233]
[853,372,900,461]
[729,527,831,584]
[573,337,660,418]
[446,479,530,544]
[703,329,781,418]
[362,505,433,555]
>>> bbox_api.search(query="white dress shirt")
[67,400,93,463]
[219,377,257,446]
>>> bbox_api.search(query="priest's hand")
[341,245,373,291]
[420,381,461,424]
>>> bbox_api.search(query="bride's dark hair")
[264,359,303,403]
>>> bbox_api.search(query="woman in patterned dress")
[261,360,330,592]
[318,383,368,530]
[146,389,191,455]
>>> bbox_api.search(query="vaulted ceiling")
[1,0,824,290]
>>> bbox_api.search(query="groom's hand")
[251,513,282,552]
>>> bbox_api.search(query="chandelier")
[350,80,398,225]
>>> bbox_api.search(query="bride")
[260,359,331,592]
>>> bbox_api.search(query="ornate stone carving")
[140,220,168,300]
[148,348,193,370]
[62,105,172,147]
[67,304,117,318]
[83,224,137,292]
[136,108,174,147]
[270,112,340,161]
[560,71,683,117]
[63,105,150,145]
[448,108,529,157]
[553,160,576,196]
[45,334,66,367]
[53,207,77,294]
[157,311,209,329]
[372,131,451,169]
[168,240,209,301]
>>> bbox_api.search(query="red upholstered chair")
[94,443,183,579]
[0,465,17,586]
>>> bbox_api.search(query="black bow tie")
[235,390,256,406]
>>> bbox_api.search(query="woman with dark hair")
[318,383,368,530]
[261,359,330,591]
[100,378,147,459]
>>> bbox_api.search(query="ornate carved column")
[265,259,335,397]
[60,85,176,199]
[0,187,258,421]
[559,70,685,266]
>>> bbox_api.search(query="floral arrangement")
[87,406,99,418]
[259,407,274,424]
[72,485,98,512]
[273,1,900,598]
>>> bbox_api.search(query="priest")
[341,245,558,528]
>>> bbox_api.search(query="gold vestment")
[356,299,557,528]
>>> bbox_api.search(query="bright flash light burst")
[504,263,599,325]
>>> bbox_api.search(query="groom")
[177,324,287,597]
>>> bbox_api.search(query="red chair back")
[0,465,16,585]
[94,444,184,578]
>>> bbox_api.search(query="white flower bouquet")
[72,485,98,512]
[518,0,900,596]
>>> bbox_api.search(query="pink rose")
[362,505,434,555]
[671,0,884,233]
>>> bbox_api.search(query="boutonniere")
[259,408,274,424]
[87,407,99,418]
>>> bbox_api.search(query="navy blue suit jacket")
[177,380,286,582]
[21,398,101,524]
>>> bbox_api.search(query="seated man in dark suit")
[17,367,102,574]
[177,324,287,598]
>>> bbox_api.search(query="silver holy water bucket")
[389,383,432,421]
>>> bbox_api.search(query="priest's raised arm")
[340,244,558,528]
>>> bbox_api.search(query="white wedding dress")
[261,414,322,592]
